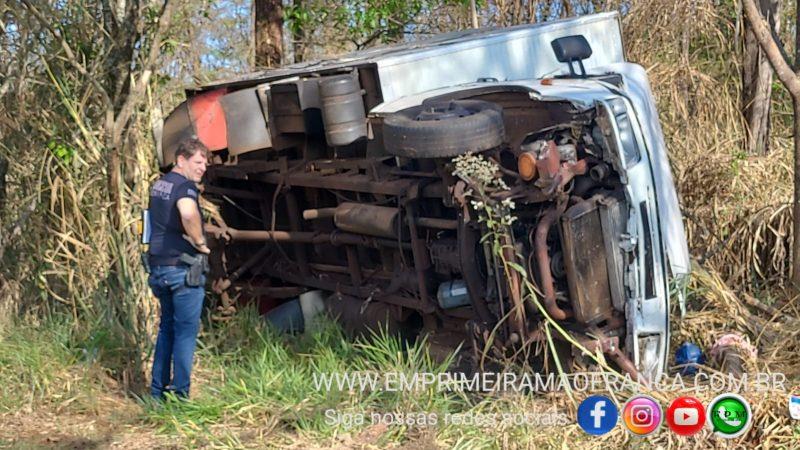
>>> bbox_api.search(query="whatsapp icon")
[707,394,752,438]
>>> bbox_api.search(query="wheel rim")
[414,101,476,121]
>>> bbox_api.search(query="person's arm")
[177,197,210,254]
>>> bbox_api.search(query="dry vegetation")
[626,0,796,290]
[0,0,799,448]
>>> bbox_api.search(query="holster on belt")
[179,253,209,287]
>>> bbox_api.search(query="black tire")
[382,100,505,158]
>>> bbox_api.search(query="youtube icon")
[667,397,706,436]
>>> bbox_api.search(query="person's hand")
[183,234,211,254]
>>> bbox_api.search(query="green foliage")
[136,308,597,448]
[143,308,464,445]
[285,0,464,49]
[46,140,75,165]
[0,316,90,412]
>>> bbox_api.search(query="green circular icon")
[707,394,752,438]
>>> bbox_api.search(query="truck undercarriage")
[199,88,643,379]
[159,14,688,383]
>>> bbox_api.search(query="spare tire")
[382,100,505,158]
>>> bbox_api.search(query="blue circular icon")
[577,395,618,435]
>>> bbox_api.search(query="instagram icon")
[622,395,663,436]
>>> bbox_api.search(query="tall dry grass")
[0,60,162,392]
[625,0,796,293]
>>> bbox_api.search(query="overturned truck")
[160,12,691,382]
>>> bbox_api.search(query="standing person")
[147,138,210,400]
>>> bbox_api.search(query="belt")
[148,255,191,266]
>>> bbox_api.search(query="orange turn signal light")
[518,151,537,181]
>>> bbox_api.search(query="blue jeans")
[148,265,205,399]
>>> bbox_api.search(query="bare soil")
[0,403,177,449]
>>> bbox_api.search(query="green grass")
[133,306,602,449]
[0,307,590,449]
[0,315,82,411]
[141,307,472,446]
[0,313,141,417]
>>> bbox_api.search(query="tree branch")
[100,0,119,37]
[111,0,174,147]
[742,0,800,97]
[20,0,113,110]
[355,28,389,49]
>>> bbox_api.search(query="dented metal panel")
[161,101,193,167]
[220,86,272,155]
[603,63,692,284]
[375,13,623,102]
[194,12,624,103]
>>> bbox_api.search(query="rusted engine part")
[577,330,646,385]
[518,140,587,195]
[486,141,592,328]
[303,203,457,238]
[559,194,627,324]
[206,223,410,248]
[206,220,436,313]
[518,140,563,181]
[534,202,573,321]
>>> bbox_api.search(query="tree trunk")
[793,98,800,285]
[0,156,7,213]
[470,0,478,28]
[741,0,800,288]
[794,3,800,288]
[742,0,780,155]
[561,0,572,18]
[255,0,283,68]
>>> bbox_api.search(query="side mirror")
[551,35,593,78]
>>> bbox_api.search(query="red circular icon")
[666,397,706,436]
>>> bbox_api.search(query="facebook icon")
[577,395,618,435]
